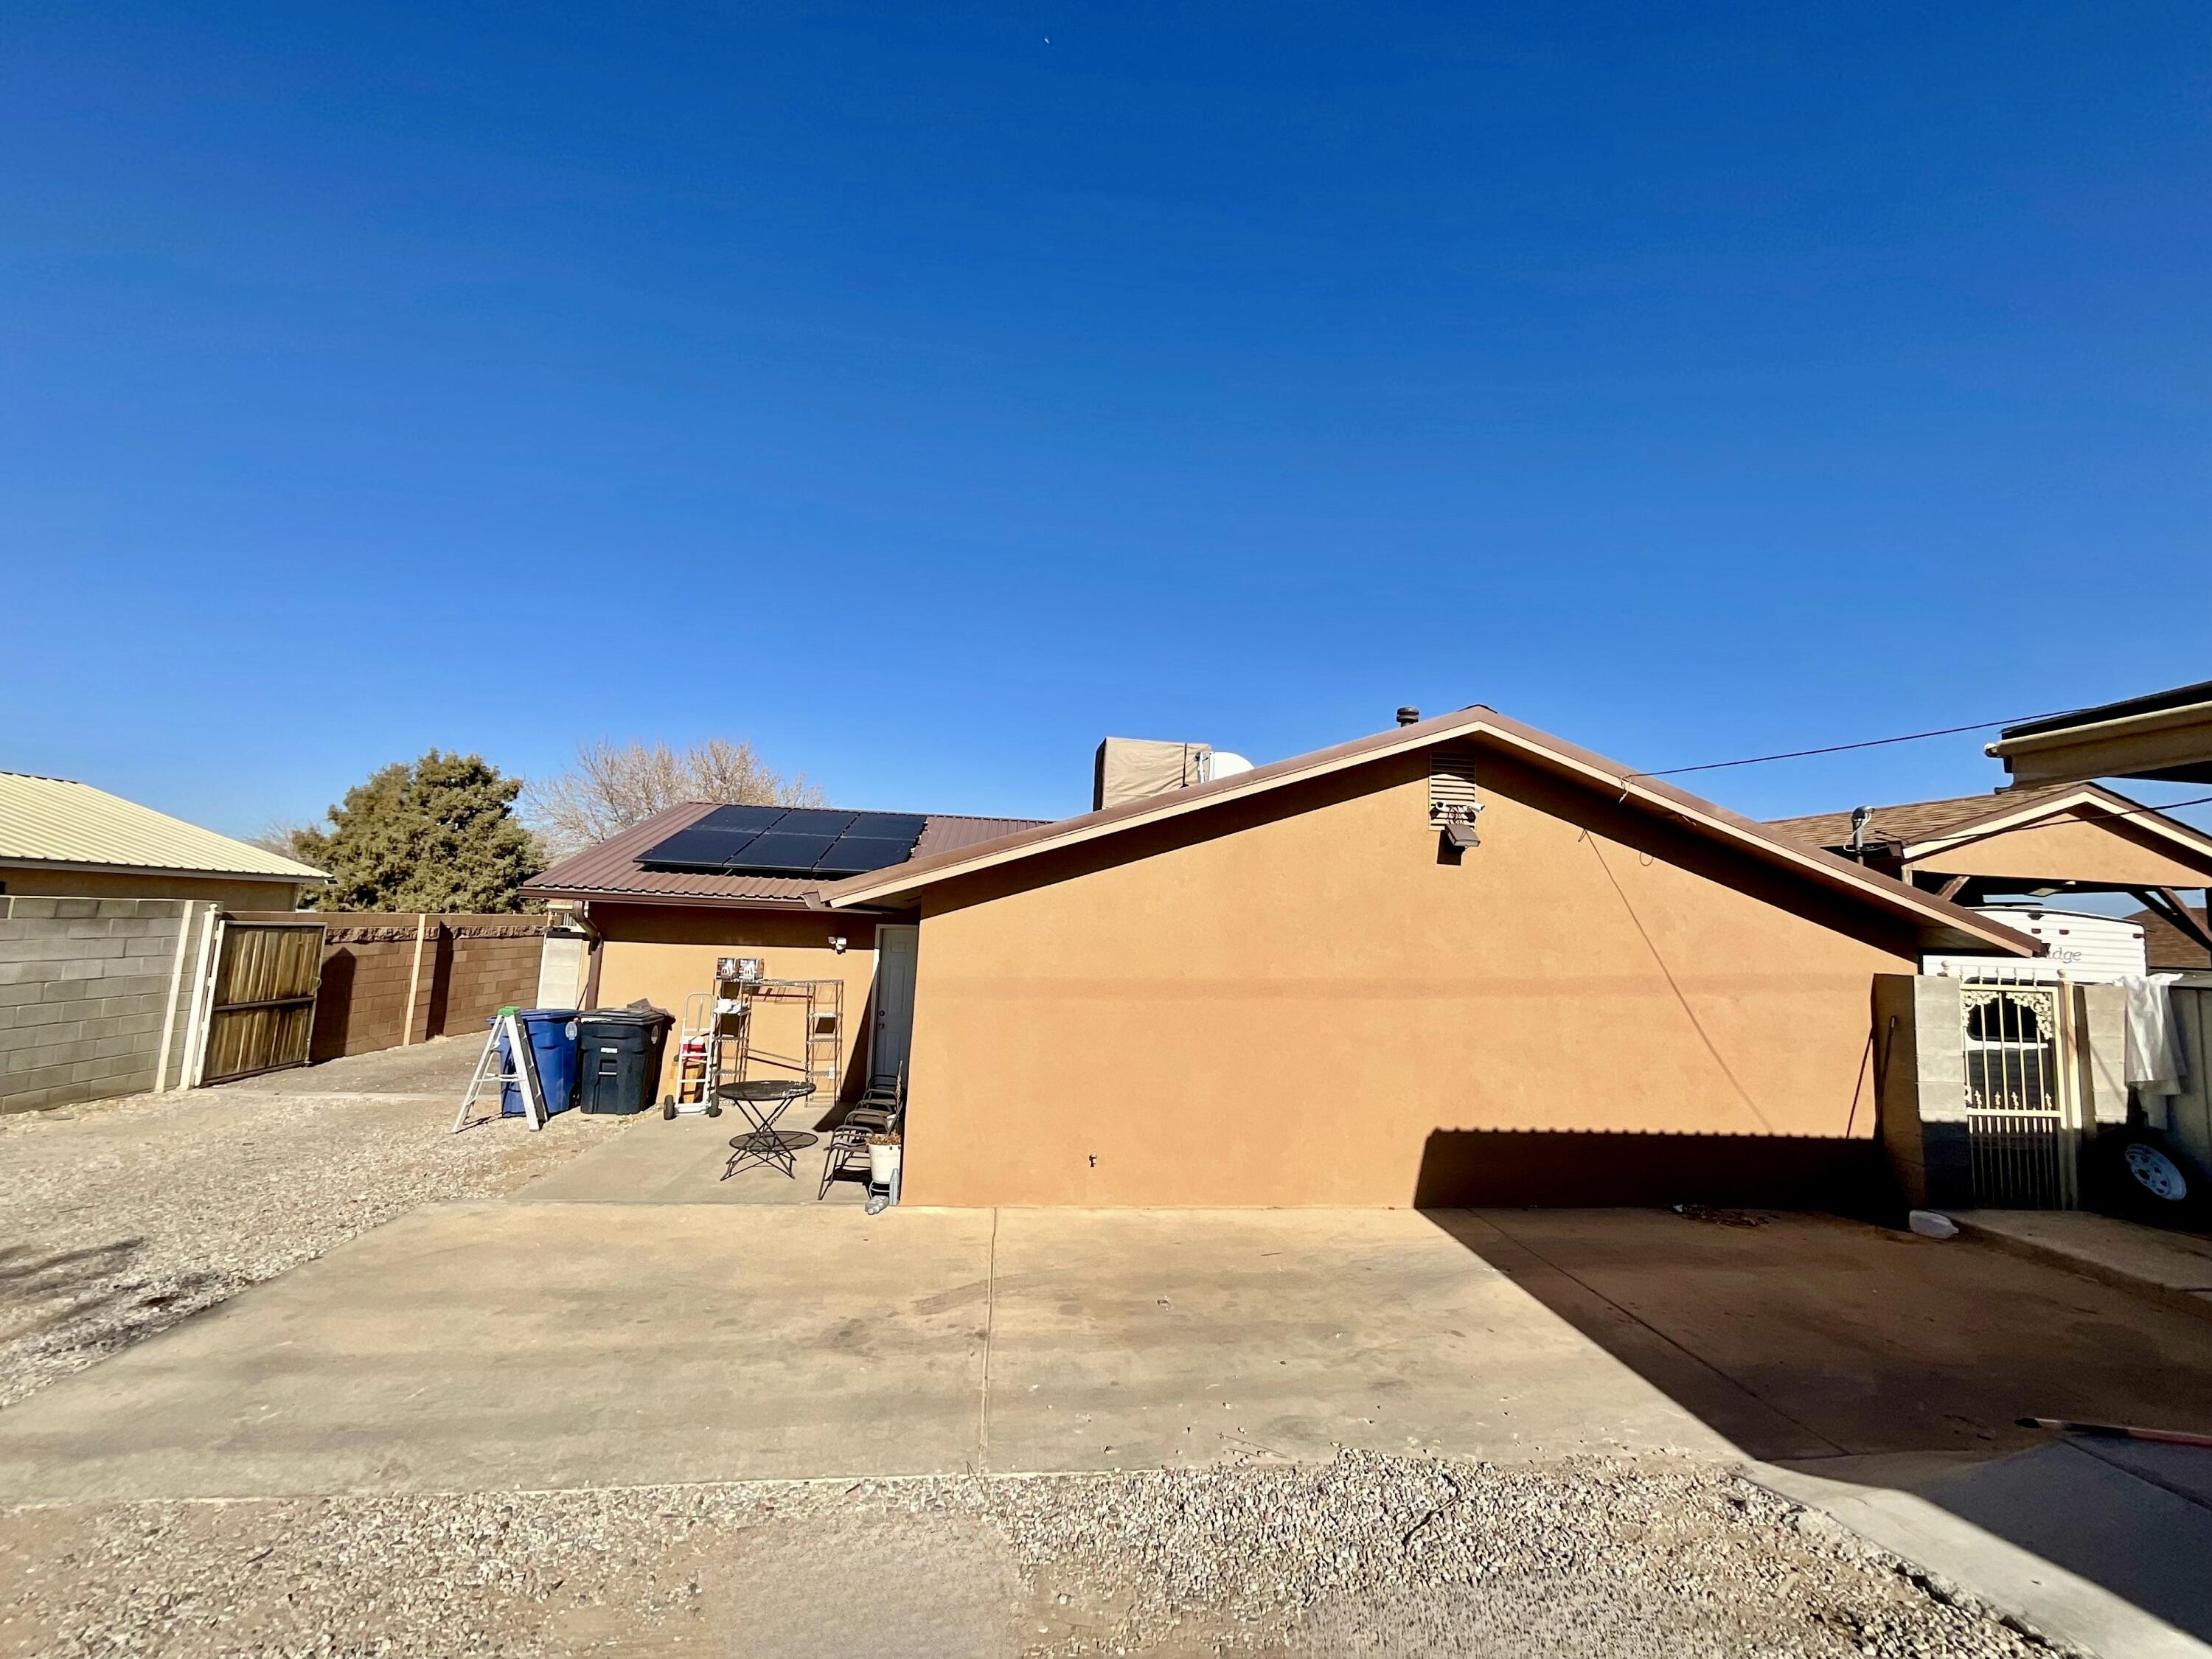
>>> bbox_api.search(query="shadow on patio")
[1418,1127,2212,1652]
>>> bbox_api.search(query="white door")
[870,925,919,1085]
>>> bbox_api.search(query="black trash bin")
[575,1006,674,1115]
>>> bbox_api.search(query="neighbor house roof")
[2129,904,2212,971]
[1768,785,2076,851]
[1768,783,2212,866]
[523,803,1049,909]
[0,772,327,883]
[822,706,2039,956]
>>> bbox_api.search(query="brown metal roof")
[522,803,1049,908]
[1766,785,2091,852]
[822,705,2041,957]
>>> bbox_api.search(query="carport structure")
[1770,782,2212,960]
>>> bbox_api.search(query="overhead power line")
[1628,710,2070,780]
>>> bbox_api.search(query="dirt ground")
[0,1039,619,1408]
[0,1452,2065,1659]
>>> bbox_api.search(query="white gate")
[1960,976,2080,1208]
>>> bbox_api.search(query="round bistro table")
[718,1079,816,1179]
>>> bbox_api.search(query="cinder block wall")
[437,923,545,1025]
[299,917,428,1060]
[0,896,212,1114]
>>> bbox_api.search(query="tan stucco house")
[535,707,2036,1209]
[524,807,1045,1102]
[0,771,327,910]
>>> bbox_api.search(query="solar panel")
[723,832,841,870]
[700,804,789,833]
[637,827,763,870]
[765,807,860,837]
[846,812,929,842]
[637,805,931,876]
[810,837,917,876]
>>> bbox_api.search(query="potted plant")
[866,1129,902,1192]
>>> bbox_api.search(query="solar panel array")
[639,806,931,878]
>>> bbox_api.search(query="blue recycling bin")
[495,1009,580,1117]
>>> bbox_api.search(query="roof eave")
[825,709,2039,958]
[525,886,828,912]
[0,855,327,884]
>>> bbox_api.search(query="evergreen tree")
[291,751,543,913]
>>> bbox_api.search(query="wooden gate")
[196,919,327,1084]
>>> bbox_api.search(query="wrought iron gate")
[1960,978,2079,1208]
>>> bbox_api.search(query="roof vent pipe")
[1397,706,1421,726]
[1848,805,1873,856]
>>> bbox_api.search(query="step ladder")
[452,1009,546,1132]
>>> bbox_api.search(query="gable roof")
[523,802,1050,908]
[1771,784,2087,851]
[1769,782,2212,866]
[822,706,2039,956]
[0,771,327,883]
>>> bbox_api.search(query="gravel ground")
[0,1452,2071,1658]
[0,1039,620,1410]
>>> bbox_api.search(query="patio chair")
[818,1067,904,1199]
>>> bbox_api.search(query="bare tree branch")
[523,738,823,859]
[245,821,314,860]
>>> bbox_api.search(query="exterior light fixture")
[1438,801,1484,849]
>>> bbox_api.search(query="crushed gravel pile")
[0,1041,616,1409]
[0,1453,2075,1658]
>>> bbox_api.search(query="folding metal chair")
[818,1066,904,1199]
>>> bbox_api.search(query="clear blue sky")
[5,2,2207,838]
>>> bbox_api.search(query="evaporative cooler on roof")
[640,807,929,878]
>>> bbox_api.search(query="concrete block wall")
[307,925,428,1060]
[0,896,212,1115]
[1877,973,2138,1211]
[438,928,544,1024]
[1874,973,1970,1209]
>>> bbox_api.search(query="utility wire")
[1627,712,2070,780]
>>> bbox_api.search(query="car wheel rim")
[2123,1142,2188,1202]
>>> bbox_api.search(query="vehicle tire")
[2083,1129,2208,1227]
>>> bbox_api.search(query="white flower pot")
[868,1143,902,1189]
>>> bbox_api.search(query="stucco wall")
[590,905,883,1099]
[900,751,1916,1208]
[1909,811,2212,887]
[0,866,307,911]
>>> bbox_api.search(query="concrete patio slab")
[513,1105,868,1206]
[981,1208,1733,1472]
[1953,1208,2212,1319]
[0,1203,995,1503]
[8,1194,2212,1657]
[1461,1206,2212,1460]
[0,1205,1733,1505]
